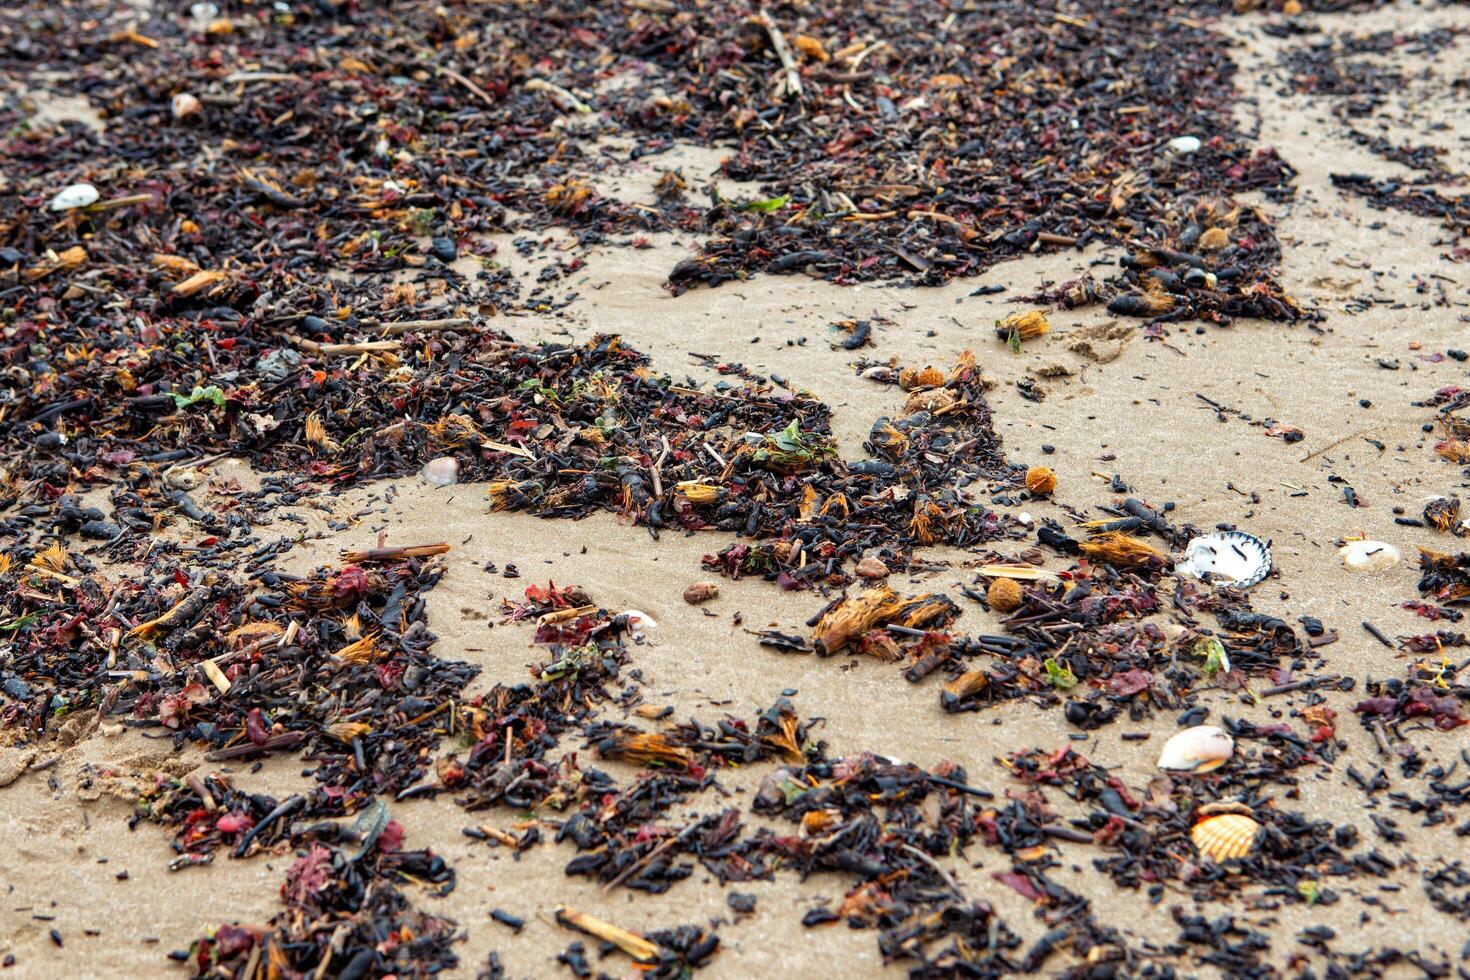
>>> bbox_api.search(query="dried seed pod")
[1158,725,1234,773]
[1339,539,1400,572]
[1190,813,1261,862]
[986,577,1023,613]
[995,310,1050,344]
[327,721,372,743]
[942,669,989,700]
[1435,439,1470,463]
[1424,496,1461,532]
[899,366,945,391]
[1107,291,1176,318]
[904,387,958,415]
[811,586,958,656]
[596,731,693,769]
[1024,465,1057,496]
[683,581,719,604]
[675,480,721,506]
[1078,532,1167,569]
[1197,227,1230,252]
[792,35,828,61]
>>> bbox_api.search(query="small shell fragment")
[1157,725,1234,774]
[172,93,202,120]
[1168,135,1202,154]
[621,610,657,634]
[420,456,459,486]
[49,183,100,211]
[1175,530,1271,588]
[1339,539,1400,572]
[165,467,204,491]
[1190,813,1261,862]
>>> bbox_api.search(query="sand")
[4,3,1470,976]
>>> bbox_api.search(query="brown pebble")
[683,581,719,604]
[854,557,889,579]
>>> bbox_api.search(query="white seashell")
[49,183,99,211]
[1017,511,1033,525]
[172,93,202,120]
[622,609,657,633]
[1175,530,1271,588]
[1157,725,1234,774]
[419,456,459,486]
[189,2,220,20]
[1339,539,1399,572]
[1168,136,1202,154]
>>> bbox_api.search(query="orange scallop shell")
[1190,813,1261,862]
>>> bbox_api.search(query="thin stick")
[899,843,965,899]
[439,68,496,108]
[364,317,474,336]
[757,11,803,99]
[602,823,698,892]
[289,335,400,355]
[650,435,671,498]
[341,542,450,563]
[525,78,592,114]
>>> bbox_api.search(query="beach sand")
[3,3,1470,975]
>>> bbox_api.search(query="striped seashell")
[1190,813,1261,862]
[1157,725,1234,774]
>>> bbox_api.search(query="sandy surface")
[4,3,1470,977]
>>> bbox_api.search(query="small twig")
[363,316,474,336]
[289,334,401,356]
[439,68,496,108]
[650,435,671,498]
[899,844,965,899]
[525,78,592,114]
[341,542,450,563]
[601,823,698,892]
[756,10,803,99]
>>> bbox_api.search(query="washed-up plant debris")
[0,0,1312,330]
[1275,24,1470,242]
[5,0,1470,975]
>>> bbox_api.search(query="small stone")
[1168,135,1201,154]
[854,557,889,579]
[683,581,719,604]
[429,236,458,262]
